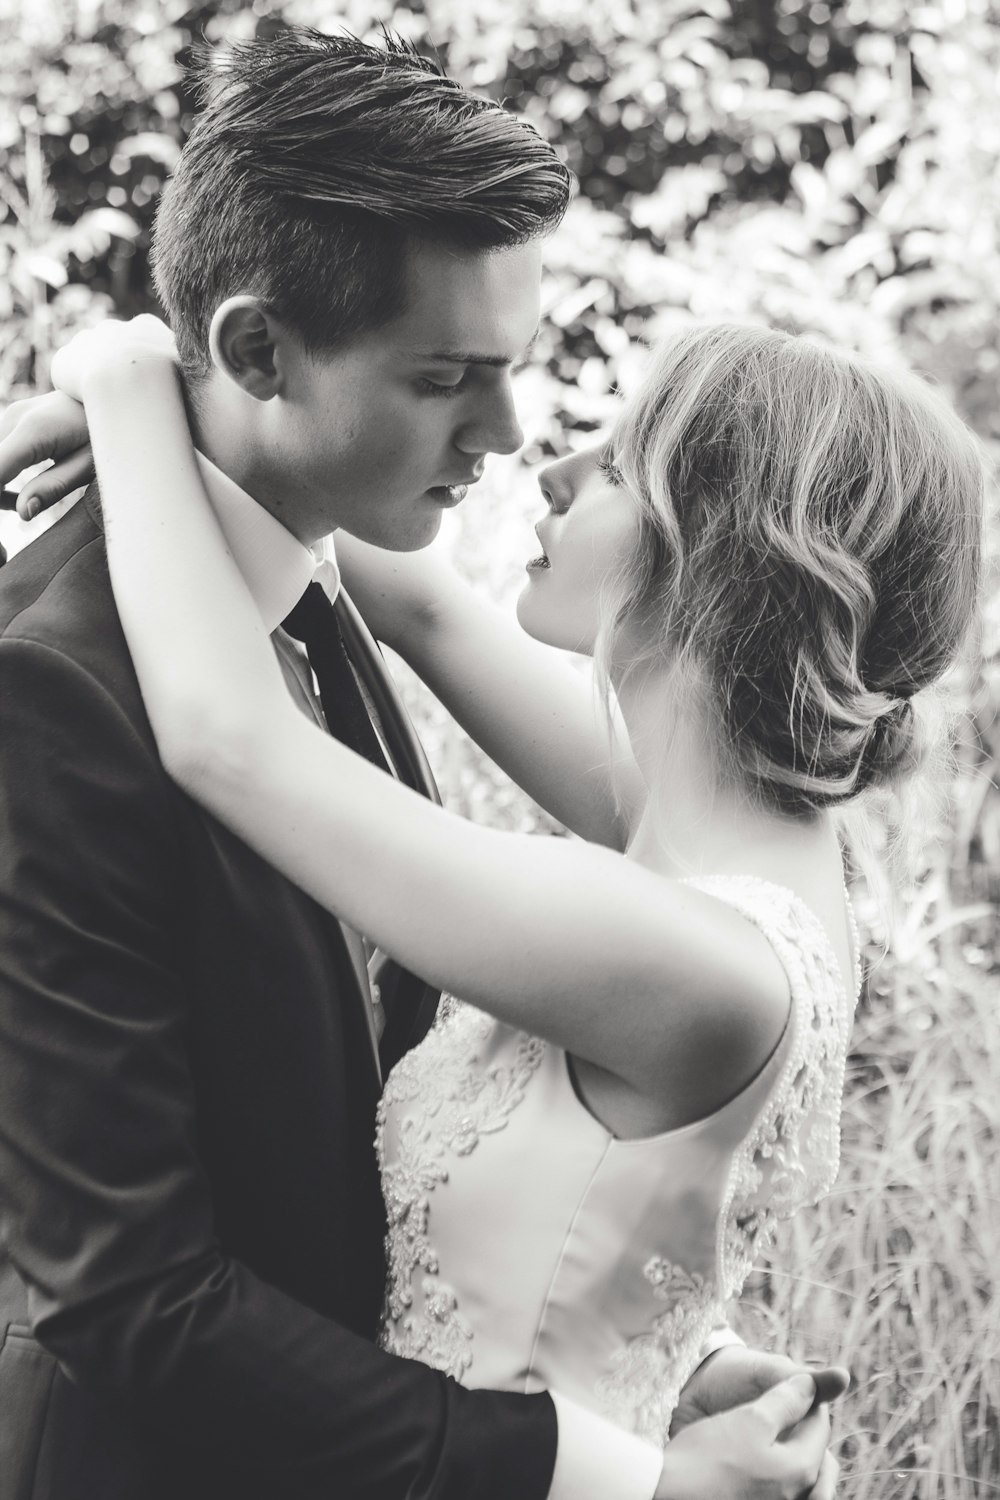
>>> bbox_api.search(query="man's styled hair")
[151,28,571,377]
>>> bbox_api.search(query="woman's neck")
[614,661,831,883]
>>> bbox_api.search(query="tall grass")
[739,906,1000,1496]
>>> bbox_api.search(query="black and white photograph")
[0,1,996,1496]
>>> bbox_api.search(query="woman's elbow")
[151,696,258,805]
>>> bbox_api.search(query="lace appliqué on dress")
[711,878,856,1300]
[596,876,857,1445]
[596,1256,725,1444]
[375,999,545,1381]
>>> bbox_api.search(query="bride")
[12,315,984,1491]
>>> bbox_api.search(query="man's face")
[262,240,542,548]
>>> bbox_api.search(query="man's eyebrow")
[411,328,541,367]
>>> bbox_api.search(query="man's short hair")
[151,28,571,378]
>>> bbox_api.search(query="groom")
[0,29,841,1500]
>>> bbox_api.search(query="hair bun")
[605,323,983,815]
[859,694,917,787]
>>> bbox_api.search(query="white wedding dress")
[376,875,859,1444]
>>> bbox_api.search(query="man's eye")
[597,455,624,486]
[415,374,468,398]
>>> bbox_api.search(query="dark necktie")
[281,580,389,1079]
[281,581,388,771]
[282,580,442,1073]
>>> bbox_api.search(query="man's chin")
[339,508,444,553]
[390,514,445,552]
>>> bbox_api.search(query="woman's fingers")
[777,1404,834,1497]
[754,1373,823,1441]
[0,321,177,498]
[820,1451,841,1500]
[800,1449,840,1500]
[656,1376,838,1500]
[764,1368,845,1496]
[807,1366,850,1408]
[16,444,95,518]
[0,393,90,479]
[0,392,94,516]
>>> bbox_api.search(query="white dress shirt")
[192,452,331,630]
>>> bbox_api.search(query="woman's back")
[377,874,859,1444]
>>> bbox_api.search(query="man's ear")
[208,296,291,401]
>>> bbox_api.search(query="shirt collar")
[195,451,341,634]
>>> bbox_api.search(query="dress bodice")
[375,875,859,1445]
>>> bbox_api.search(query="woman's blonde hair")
[602,324,984,814]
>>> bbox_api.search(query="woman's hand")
[670,1347,850,1436]
[50,314,178,405]
[0,317,179,520]
[0,392,93,520]
[656,1373,841,1500]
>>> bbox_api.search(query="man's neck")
[185,377,319,545]
[186,386,262,505]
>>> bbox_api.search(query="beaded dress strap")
[679,872,861,1004]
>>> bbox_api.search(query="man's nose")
[455,380,524,458]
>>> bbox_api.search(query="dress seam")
[523,1134,614,1392]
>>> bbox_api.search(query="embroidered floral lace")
[376,999,546,1380]
[594,876,858,1440]
[375,876,858,1443]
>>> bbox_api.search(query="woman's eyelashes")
[597,453,624,486]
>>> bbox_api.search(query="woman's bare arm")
[337,531,645,848]
[65,328,790,1112]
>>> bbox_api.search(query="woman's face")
[516,442,639,655]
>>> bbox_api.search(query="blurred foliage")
[1,0,998,784]
[1,1,999,1491]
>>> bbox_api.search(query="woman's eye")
[597,454,624,486]
[415,373,468,398]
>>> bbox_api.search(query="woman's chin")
[514,582,548,642]
[515,587,594,656]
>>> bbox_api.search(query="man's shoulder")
[0,489,140,703]
[1,490,115,649]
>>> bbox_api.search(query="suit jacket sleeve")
[0,634,557,1498]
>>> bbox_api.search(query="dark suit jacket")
[0,490,557,1499]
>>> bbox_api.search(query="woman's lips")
[530,521,552,569]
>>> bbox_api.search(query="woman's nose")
[537,454,574,512]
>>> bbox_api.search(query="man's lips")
[426,483,469,507]
[426,471,483,506]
